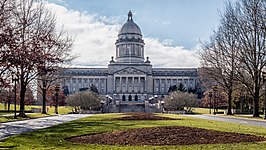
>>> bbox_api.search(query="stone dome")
[119,11,142,35]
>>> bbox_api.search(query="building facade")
[62,11,200,104]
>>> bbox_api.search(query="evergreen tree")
[89,84,99,94]
[178,83,186,92]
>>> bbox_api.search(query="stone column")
[114,77,116,92]
[159,78,162,94]
[138,77,140,92]
[126,77,128,92]
[131,77,134,93]
[170,78,173,86]
[120,77,122,92]
[70,78,73,93]
[144,77,146,92]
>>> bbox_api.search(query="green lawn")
[0,113,54,123]
[0,103,72,123]
[192,107,225,114]
[1,113,266,150]
[0,103,72,114]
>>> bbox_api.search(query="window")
[135,95,138,101]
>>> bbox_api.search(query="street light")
[109,96,113,105]
[213,85,218,115]
[12,74,19,119]
[262,72,266,119]
[100,100,104,113]
[154,95,158,105]
[208,91,213,114]
[149,96,154,103]
[161,100,165,113]
[106,95,109,106]
[54,84,60,114]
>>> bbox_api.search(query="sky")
[45,0,229,68]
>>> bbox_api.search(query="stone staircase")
[103,102,160,113]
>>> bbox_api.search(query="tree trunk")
[7,99,10,112]
[253,85,260,117]
[42,88,47,114]
[18,82,27,118]
[227,91,233,115]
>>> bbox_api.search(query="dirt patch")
[112,112,178,120]
[67,126,266,146]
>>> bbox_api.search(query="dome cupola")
[119,11,142,35]
[115,11,145,63]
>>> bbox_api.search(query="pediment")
[115,67,146,75]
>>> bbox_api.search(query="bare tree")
[199,0,266,117]
[199,34,239,115]
[230,0,265,117]
[36,11,73,114]
[0,0,14,87]
[37,69,64,114]
[1,0,73,117]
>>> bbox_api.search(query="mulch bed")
[68,113,266,145]
[111,112,178,120]
[67,126,266,146]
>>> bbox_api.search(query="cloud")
[145,38,199,67]
[45,2,200,68]
[161,21,171,25]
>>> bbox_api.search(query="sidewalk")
[0,114,92,140]
[187,114,266,128]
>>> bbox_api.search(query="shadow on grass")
[0,145,16,149]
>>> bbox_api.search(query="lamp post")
[154,95,158,102]
[262,72,266,119]
[109,96,113,105]
[161,100,165,113]
[213,85,218,115]
[208,91,213,114]
[54,84,60,114]
[12,74,19,119]
[149,96,154,103]
[100,100,104,113]
[106,95,109,106]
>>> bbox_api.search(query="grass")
[0,103,72,123]
[0,113,54,123]
[1,113,266,149]
[0,103,72,114]
[192,107,225,114]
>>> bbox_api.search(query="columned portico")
[113,74,147,101]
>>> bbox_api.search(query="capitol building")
[62,11,200,108]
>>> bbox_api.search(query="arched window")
[128,95,132,101]
[122,95,126,101]
[135,95,138,101]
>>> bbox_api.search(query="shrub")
[65,91,102,112]
[164,91,199,112]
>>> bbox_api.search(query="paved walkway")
[0,114,92,140]
[187,114,266,128]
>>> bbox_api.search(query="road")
[187,114,266,128]
[0,114,92,140]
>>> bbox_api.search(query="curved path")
[187,114,266,128]
[0,114,92,140]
